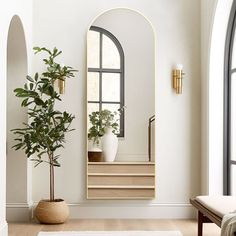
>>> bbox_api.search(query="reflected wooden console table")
[87,162,155,199]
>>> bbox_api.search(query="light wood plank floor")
[9,219,221,236]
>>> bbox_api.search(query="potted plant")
[11,46,77,224]
[88,109,120,162]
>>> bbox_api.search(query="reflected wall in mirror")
[87,8,155,199]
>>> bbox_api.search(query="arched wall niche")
[6,15,29,219]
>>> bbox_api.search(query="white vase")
[102,127,118,162]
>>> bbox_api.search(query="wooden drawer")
[87,162,155,199]
[88,163,155,174]
[88,175,155,186]
[87,187,155,199]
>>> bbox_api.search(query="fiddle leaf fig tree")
[11,47,77,202]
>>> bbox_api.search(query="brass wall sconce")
[58,63,65,94]
[172,64,185,94]
[58,79,65,94]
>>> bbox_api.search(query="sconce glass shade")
[175,64,183,70]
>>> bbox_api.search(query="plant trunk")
[49,154,55,202]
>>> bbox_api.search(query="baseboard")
[0,221,8,236]
[68,203,195,219]
[8,202,195,220]
[6,203,32,222]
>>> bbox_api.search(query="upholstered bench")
[190,196,236,236]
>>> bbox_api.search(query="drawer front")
[88,175,155,186]
[88,164,154,174]
[87,188,155,199]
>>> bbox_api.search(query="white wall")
[32,0,201,218]
[92,9,155,162]
[4,0,232,221]
[0,0,32,228]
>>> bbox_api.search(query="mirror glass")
[102,34,120,69]
[87,30,100,68]
[87,8,155,163]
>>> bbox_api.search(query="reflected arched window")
[224,0,236,195]
[87,26,125,137]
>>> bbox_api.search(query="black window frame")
[88,26,125,137]
[224,0,236,195]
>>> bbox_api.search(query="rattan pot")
[35,199,69,224]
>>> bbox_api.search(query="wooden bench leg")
[198,211,203,236]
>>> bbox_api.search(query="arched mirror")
[87,8,155,199]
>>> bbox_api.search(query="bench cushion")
[196,196,236,218]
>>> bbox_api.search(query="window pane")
[102,103,121,132]
[88,72,99,102]
[231,165,236,196]
[87,103,99,130]
[102,73,120,102]
[102,34,120,69]
[231,73,236,161]
[87,30,100,68]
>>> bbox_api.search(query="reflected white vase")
[102,127,118,162]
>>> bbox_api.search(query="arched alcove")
[6,15,28,219]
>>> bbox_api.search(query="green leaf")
[16,93,29,98]
[21,98,28,107]
[14,88,25,93]
[34,73,39,81]
[26,75,34,82]
[34,97,44,106]
[29,83,34,90]
[53,47,58,55]
[33,46,41,52]
[48,86,54,96]
[55,51,62,57]
[43,59,49,64]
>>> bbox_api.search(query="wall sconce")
[58,63,65,94]
[58,78,65,94]
[172,64,185,94]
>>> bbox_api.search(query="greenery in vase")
[88,109,120,145]
[11,46,77,202]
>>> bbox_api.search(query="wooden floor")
[8,219,221,236]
